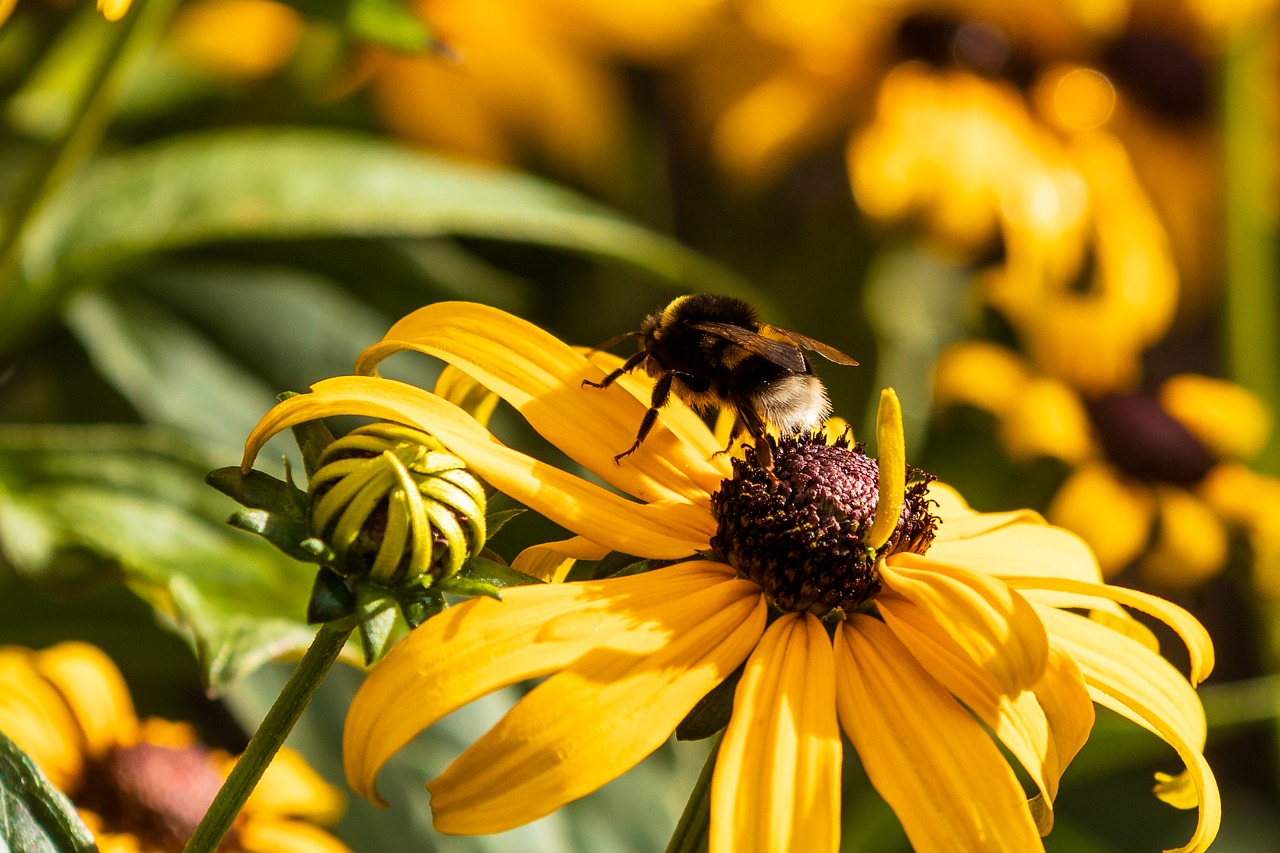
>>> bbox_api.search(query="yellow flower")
[936,339,1280,592]
[0,642,350,853]
[243,301,1218,852]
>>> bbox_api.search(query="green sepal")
[483,507,526,540]
[282,402,336,480]
[458,554,542,589]
[206,465,308,521]
[587,551,680,580]
[676,664,744,742]
[225,508,319,563]
[355,583,403,666]
[307,567,357,625]
[434,574,503,601]
[400,591,447,629]
[0,728,97,853]
[299,537,338,565]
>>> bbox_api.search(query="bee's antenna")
[587,330,642,355]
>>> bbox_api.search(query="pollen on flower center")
[709,435,938,615]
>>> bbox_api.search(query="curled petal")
[1035,606,1219,853]
[242,377,713,558]
[835,616,1043,852]
[927,516,1104,585]
[711,613,841,853]
[356,301,724,503]
[1004,575,1214,686]
[880,556,1048,695]
[344,561,736,803]
[428,580,766,832]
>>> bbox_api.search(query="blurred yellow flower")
[370,0,724,186]
[244,301,1218,852]
[0,642,350,853]
[936,339,1280,593]
[166,0,304,79]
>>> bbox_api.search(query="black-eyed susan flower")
[935,339,1280,593]
[242,301,1219,852]
[0,641,350,853]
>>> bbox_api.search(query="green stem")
[665,733,722,853]
[0,0,178,308]
[182,625,352,853]
[1223,17,1280,474]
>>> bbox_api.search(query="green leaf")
[457,554,542,589]
[6,128,759,346]
[0,728,98,853]
[279,0,439,53]
[0,425,323,692]
[675,664,743,742]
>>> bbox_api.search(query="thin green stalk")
[665,733,722,853]
[182,625,352,853]
[1223,17,1280,474]
[0,0,178,299]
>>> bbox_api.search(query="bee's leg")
[734,403,774,469]
[583,350,648,389]
[711,415,746,459]
[586,330,641,355]
[613,371,676,463]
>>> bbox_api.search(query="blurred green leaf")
[0,729,98,853]
[280,0,438,53]
[0,425,320,691]
[6,128,756,348]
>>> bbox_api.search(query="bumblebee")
[584,294,858,468]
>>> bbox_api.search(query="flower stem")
[1223,17,1280,474]
[665,733,722,853]
[182,625,352,853]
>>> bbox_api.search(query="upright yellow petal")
[0,650,84,790]
[710,613,841,853]
[97,0,131,21]
[344,561,734,802]
[880,556,1048,695]
[356,302,725,503]
[835,616,1043,852]
[243,377,713,558]
[428,580,766,833]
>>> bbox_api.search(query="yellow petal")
[356,302,725,503]
[927,481,1046,539]
[97,0,131,21]
[432,363,499,427]
[710,613,840,853]
[33,642,137,758]
[927,514,1104,584]
[1003,576,1214,686]
[877,603,1062,822]
[511,536,609,582]
[835,616,1043,852]
[245,747,344,823]
[1000,377,1095,464]
[1137,487,1228,593]
[1,0,17,28]
[1159,373,1272,462]
[243,377,713,558]
[238,819,354,853]
[344,561,735,802]
[1035,607,1218,853]
[932,341,1030,417]
[427,579,766,832]
[1048,462,1154,577]
[0,649,84,790]
[880,556,1048,695]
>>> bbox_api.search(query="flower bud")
[308,423,486,587]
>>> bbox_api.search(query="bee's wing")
[690,321,808,372]
[765,326,859,366]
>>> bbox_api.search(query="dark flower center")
[1087,392,1215,485]
[78,740,238,851]
[709,435,938,616]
